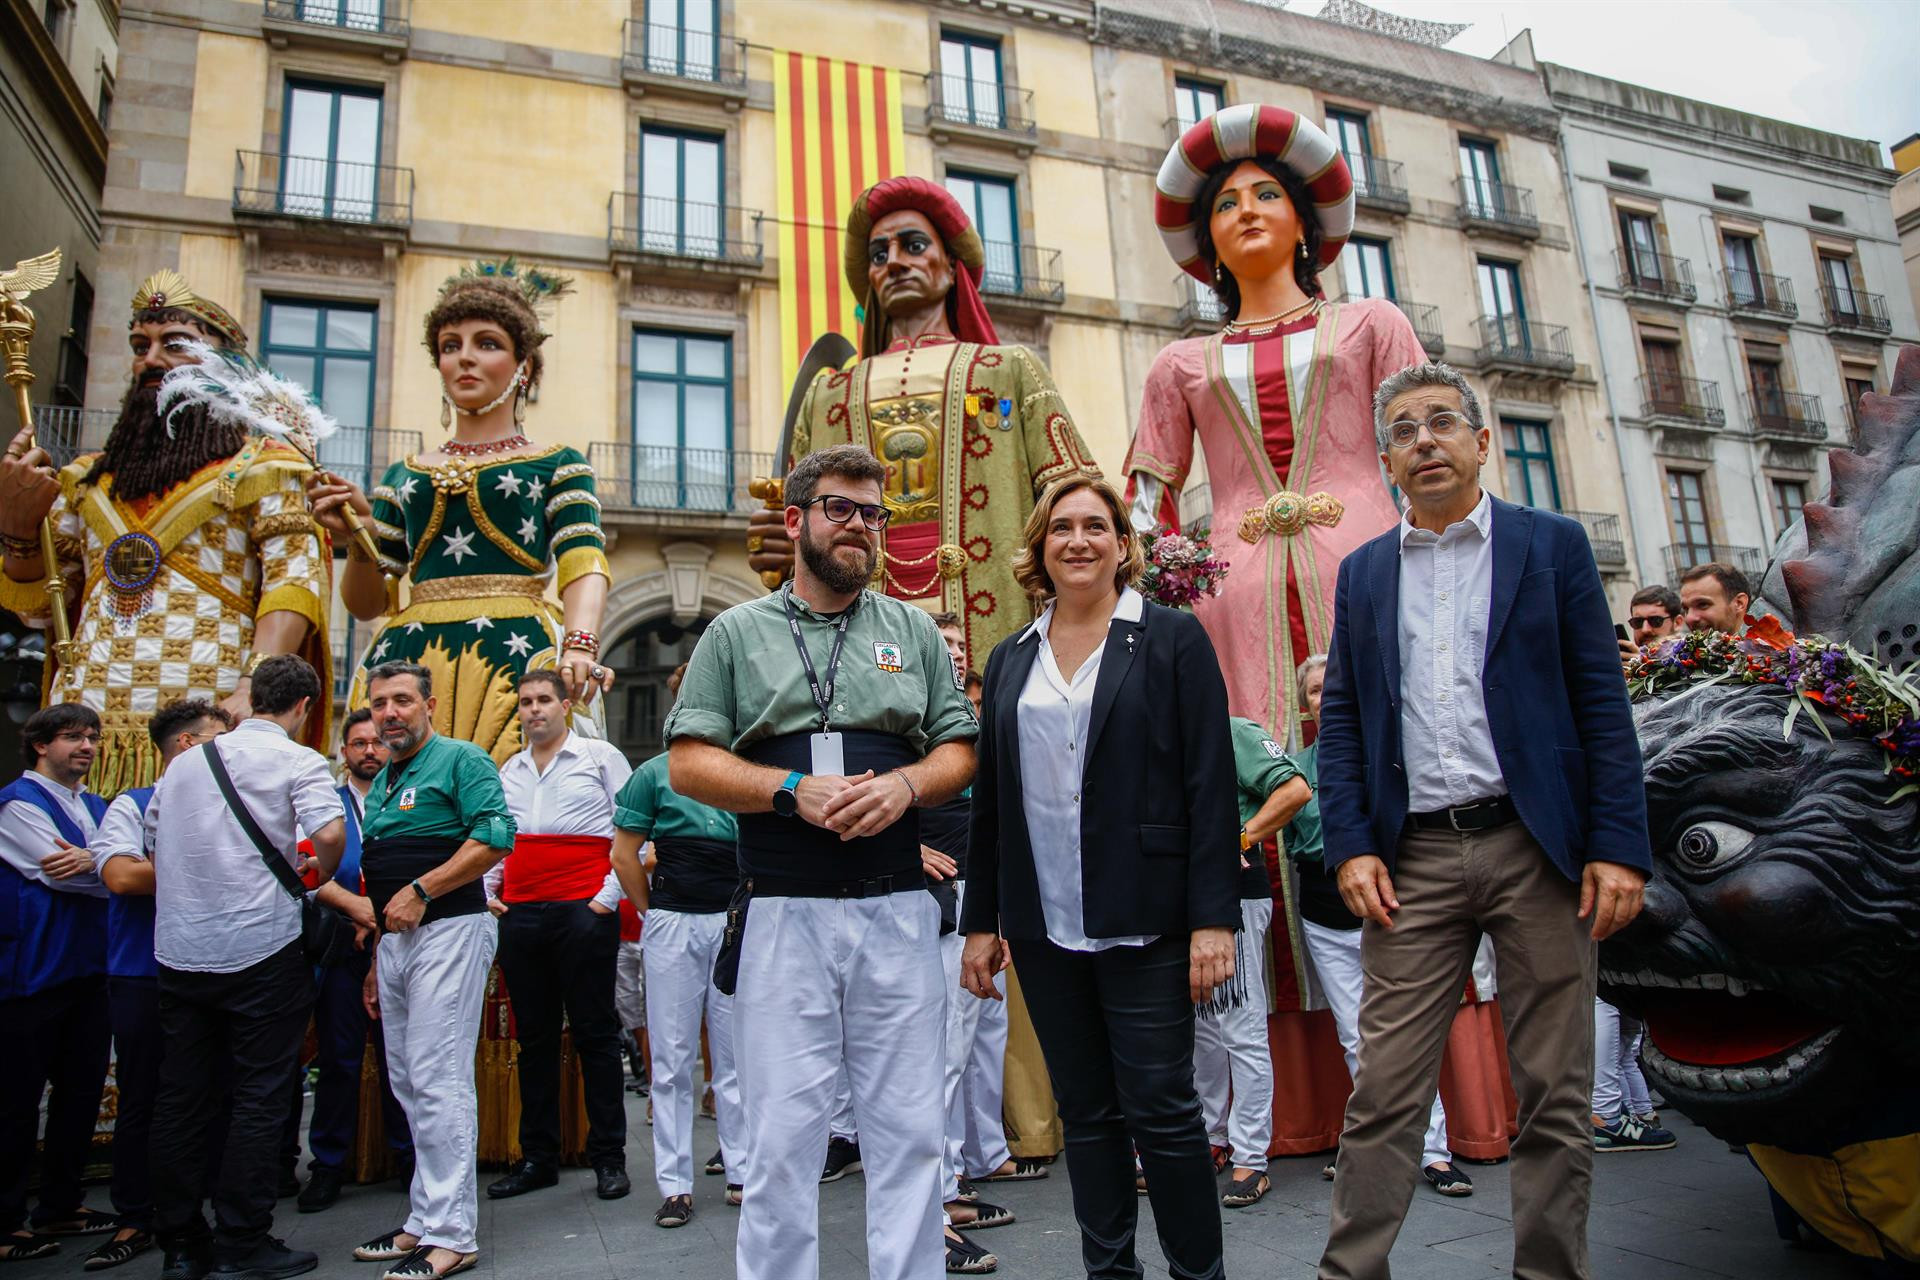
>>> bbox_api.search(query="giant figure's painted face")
[1601,683,1920,1150]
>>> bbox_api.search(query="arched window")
[602,614,710,761]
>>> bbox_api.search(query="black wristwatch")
[772,770,805,818]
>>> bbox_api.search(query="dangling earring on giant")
[512,382,527,429]
[441,394,452,430]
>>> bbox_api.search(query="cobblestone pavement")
[37,1096,1861,1279]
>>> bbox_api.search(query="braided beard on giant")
[82,379,247,502]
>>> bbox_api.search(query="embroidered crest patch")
[873,641,904,673]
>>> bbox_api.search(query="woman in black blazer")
[959,474,1240,1280]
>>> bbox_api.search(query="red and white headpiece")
[1154,103,1356,283]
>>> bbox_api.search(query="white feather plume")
[154,341,338,461]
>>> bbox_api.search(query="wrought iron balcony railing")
[1616,249,1697,304]
[924,74,1037,138]
[1820,285,1893,335]
[1350,154,1410,212]
[1665,543,1763,582]
[608,194,765,268]
[1638,373,1725,426]
[620,20,747,91]
[977,241,1064,305]
[1174,274,1225,332]
[1394,299,1445,356]
[315,427,424,495]
[263,0,408,40]
[1567,510,1627,568]
[31,405,115,469]
[1475,316,1573,373]
[1457,177,1539,235]
[1742,390,1827,443]
[1721,268,1796,319]
[233,150,413,229]
[589,442,773,515]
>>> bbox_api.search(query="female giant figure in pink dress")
[1126,104,1517,1164]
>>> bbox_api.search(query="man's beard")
[799,526,877,596]
[381,721,427,757]
[348,757,385,782]
[81,378,247,501]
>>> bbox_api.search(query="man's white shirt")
[148,717,344,973]
[0,770,106,895]
[91,790,151,872]
[487,730,633,907]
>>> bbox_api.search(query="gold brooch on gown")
[1237,490,1346,544]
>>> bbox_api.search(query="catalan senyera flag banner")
[773,52,907,394]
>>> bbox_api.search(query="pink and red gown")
[1126,296,1518,1160]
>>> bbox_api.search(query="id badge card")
[810,731,845,777]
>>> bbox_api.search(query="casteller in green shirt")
[1228,716,1304,900]
[615,753,739,914]
[361,731,517,924]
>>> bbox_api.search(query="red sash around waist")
[617,899,642,942]
[502,834,613,904]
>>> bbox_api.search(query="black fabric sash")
[651,836,740,914]
[738,731,923,887]
[362,835,481,925]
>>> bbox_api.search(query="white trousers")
[377,912,497,1254]
[1192,897,1277,1172]
[643,908,742,1196]
[1303,917,1451,1168]
[1592,997,1653,1119]
[615,938,646,1033]
[830,1066,857,1142]
[942,881,1009,1189]
[734,893,946,1280]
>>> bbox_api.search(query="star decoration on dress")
[518,516,538,544]
[503,631,533,658]
[371,637,391,661]
[403,621,424,634]
[397,476,419,501]
[495,470,522,497]
[442,526,477,565]
[469,615,495,631]
[526,476,545,501]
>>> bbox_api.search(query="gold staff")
[0,248,80,667]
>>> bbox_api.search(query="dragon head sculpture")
[1605,344,1920,1182]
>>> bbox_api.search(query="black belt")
[750,873,924,900]
[1407,795,1518,833]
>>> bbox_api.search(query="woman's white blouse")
[1016,586,1157,952]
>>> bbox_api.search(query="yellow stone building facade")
[93,0,1639,756]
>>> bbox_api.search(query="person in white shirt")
[485,670,634,1204]
[0,704,112,1263]
[145,655,346,1280]
[86,699,232,1272]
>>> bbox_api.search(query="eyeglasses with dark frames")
[797,495,891,530]
[1386,411,1470,450]
[1626,615,1673,631]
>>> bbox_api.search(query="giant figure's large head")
[842,176,1000,357]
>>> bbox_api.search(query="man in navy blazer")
[1315,362,1651,1280]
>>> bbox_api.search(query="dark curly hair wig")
[422,279,547,391]
[1191,156,1327,319]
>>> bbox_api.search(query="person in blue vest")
[87,698,235,1271]
[297,707,412,1214]
[0,702,113,1262]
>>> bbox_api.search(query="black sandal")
[0,1233,61,1262]
[1423,1163,1474,1197]
[83,1229,153,1271]
[381,1249,477,1279]
[974,1157,1049,1182]
[353,1229,418,1262]
[1222,1171,1271,1207]
[950,1199,1014,1230]
[654,1194,693,1228]
[40,1210,117,1236]
[944,1228,997,1274]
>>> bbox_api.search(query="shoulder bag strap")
[203,739,306,903]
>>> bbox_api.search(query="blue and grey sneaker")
[1593,1113,1678,1151]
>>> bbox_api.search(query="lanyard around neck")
[782,585,859,733]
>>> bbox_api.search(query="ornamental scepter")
[0,248,81,666]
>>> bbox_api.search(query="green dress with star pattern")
[352,445,610,763]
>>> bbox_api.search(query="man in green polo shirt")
[667,444,978,1280]
[353,661,516,1280]
[609,747,743,1228]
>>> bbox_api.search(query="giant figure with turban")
[746,177,1101,1168]
[0,271,331,790]
[1124,106,1518,1167]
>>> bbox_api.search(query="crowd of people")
[0,97,1767,1280]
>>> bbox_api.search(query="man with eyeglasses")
[0,705,113,1263]
[1617,585,1682,668]
[670,443,982,1280]
[1315,362,1650,1280]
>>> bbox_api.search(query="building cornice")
[1,0,108,189]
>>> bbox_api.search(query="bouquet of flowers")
[1139,527,1230,610]
[1626,615,1920,790]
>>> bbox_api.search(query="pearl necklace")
[1223,296,1322,337]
